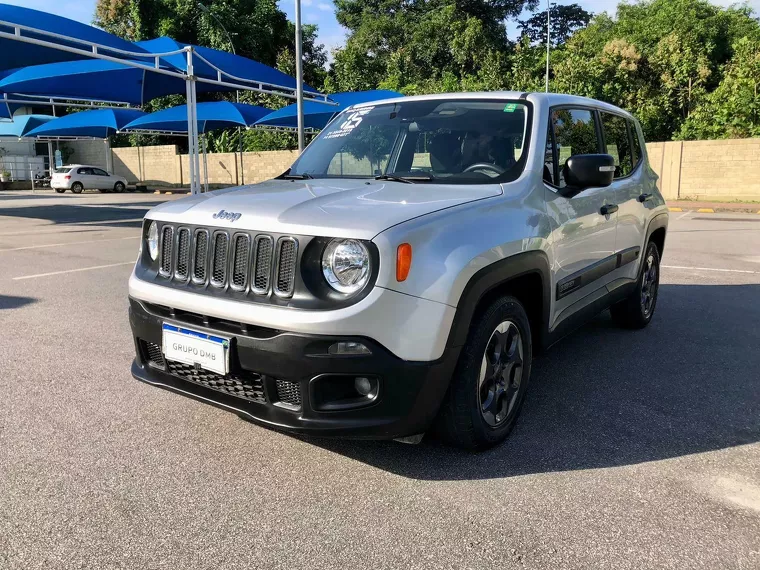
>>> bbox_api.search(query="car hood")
[146,178,502,239]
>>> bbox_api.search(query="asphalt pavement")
[1,190,758,569]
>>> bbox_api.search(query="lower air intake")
[275,379,302,409]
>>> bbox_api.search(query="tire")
[610,240,661,329]
[54,188,66,194]
[435,295,533,450]
[113,181,125,193]
[71,182,84,194]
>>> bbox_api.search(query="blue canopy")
[254,90,403,130]
[0,58,188,106]
[25,108,146,138]
[0,114,55,137]
[139,38,320,96]
[122,101,271,133]
[0,37,321,106]
[0,5,149,72]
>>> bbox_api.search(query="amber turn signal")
[396,243,412,282]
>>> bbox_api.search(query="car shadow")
[293,283,760,480]
[0,203,152,226]
[0,295,37,310]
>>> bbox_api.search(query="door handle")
[601,204,619,215]
[638,193,653,203]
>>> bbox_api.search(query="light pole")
[545,0,551,93]
[295,0,305,152]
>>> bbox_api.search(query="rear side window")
[601,112,633,178]
[77,167,91,175]
[549,108,602,188]
[630,120,643,166]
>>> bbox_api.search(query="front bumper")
[129,298,457,439]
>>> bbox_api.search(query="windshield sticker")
[503,103,519,113]
[324,107,374,140]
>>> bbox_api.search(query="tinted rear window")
[54,167,71,174]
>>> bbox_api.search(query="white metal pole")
[202,133,209,193]
[190,80,201,193]
[185,47,201,194]
[185,77,196,194]
[295,0,305,152]
[47,141,54,180]
[545,0,551,93]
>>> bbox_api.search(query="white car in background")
[51,164,128,194]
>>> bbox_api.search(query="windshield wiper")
[281,171,313,180]
[374,174,433,184]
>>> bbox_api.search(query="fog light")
[355,376,373,396]
[328,341,371,356]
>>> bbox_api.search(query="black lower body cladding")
[129,297,457,439]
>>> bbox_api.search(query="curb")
[668,206,760,214]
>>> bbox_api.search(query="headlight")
[321,239,371,294]
[147,221,159,261]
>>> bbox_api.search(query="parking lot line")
[12,261,135,280]
[0,236,139,252]
[662,264,757,274]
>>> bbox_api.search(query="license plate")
[162,323,230,375]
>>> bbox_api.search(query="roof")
[122,101,271,134]
[0,4,149,72]
[26,108,146,138]
[348,91,634,119]
[0,114,55,137]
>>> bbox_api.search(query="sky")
[8,0,760,60]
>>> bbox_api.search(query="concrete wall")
[645,139,760,200]
[64,138,760,199]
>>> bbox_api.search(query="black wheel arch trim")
[445,250,552,353]
[645,211,669,253]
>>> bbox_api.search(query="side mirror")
[560,154,615,197]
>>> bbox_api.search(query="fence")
[64,138,760,200]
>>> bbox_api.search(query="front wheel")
[71,182,84,194]
[435,295,533,450]
[113,181,125,193]
[610,241,661,329]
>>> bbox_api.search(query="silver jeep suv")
[129,92,668,450]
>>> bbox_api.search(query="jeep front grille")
[159,226,173,276]
[210,232,229,287]
[157,223,298,298]
[175,228,190,280]
[274,237,298,297]
[192,230,209,283]
[231,234,250,290]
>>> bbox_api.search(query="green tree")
[327,0,538,94]
[518,3,592,46]
[679,37,760,139]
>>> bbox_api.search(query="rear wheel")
[113,181,125,193]
[71,182,84,194]
[610,240,660,329]
[54,188,66,194]
[435,295,532,450]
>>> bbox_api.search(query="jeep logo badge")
[212,209,242,222]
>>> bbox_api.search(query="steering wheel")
[462,162,506,177]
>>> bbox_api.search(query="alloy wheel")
[478,320,524,427]
[640,252,658,317]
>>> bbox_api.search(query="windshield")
[288,99,531,184]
